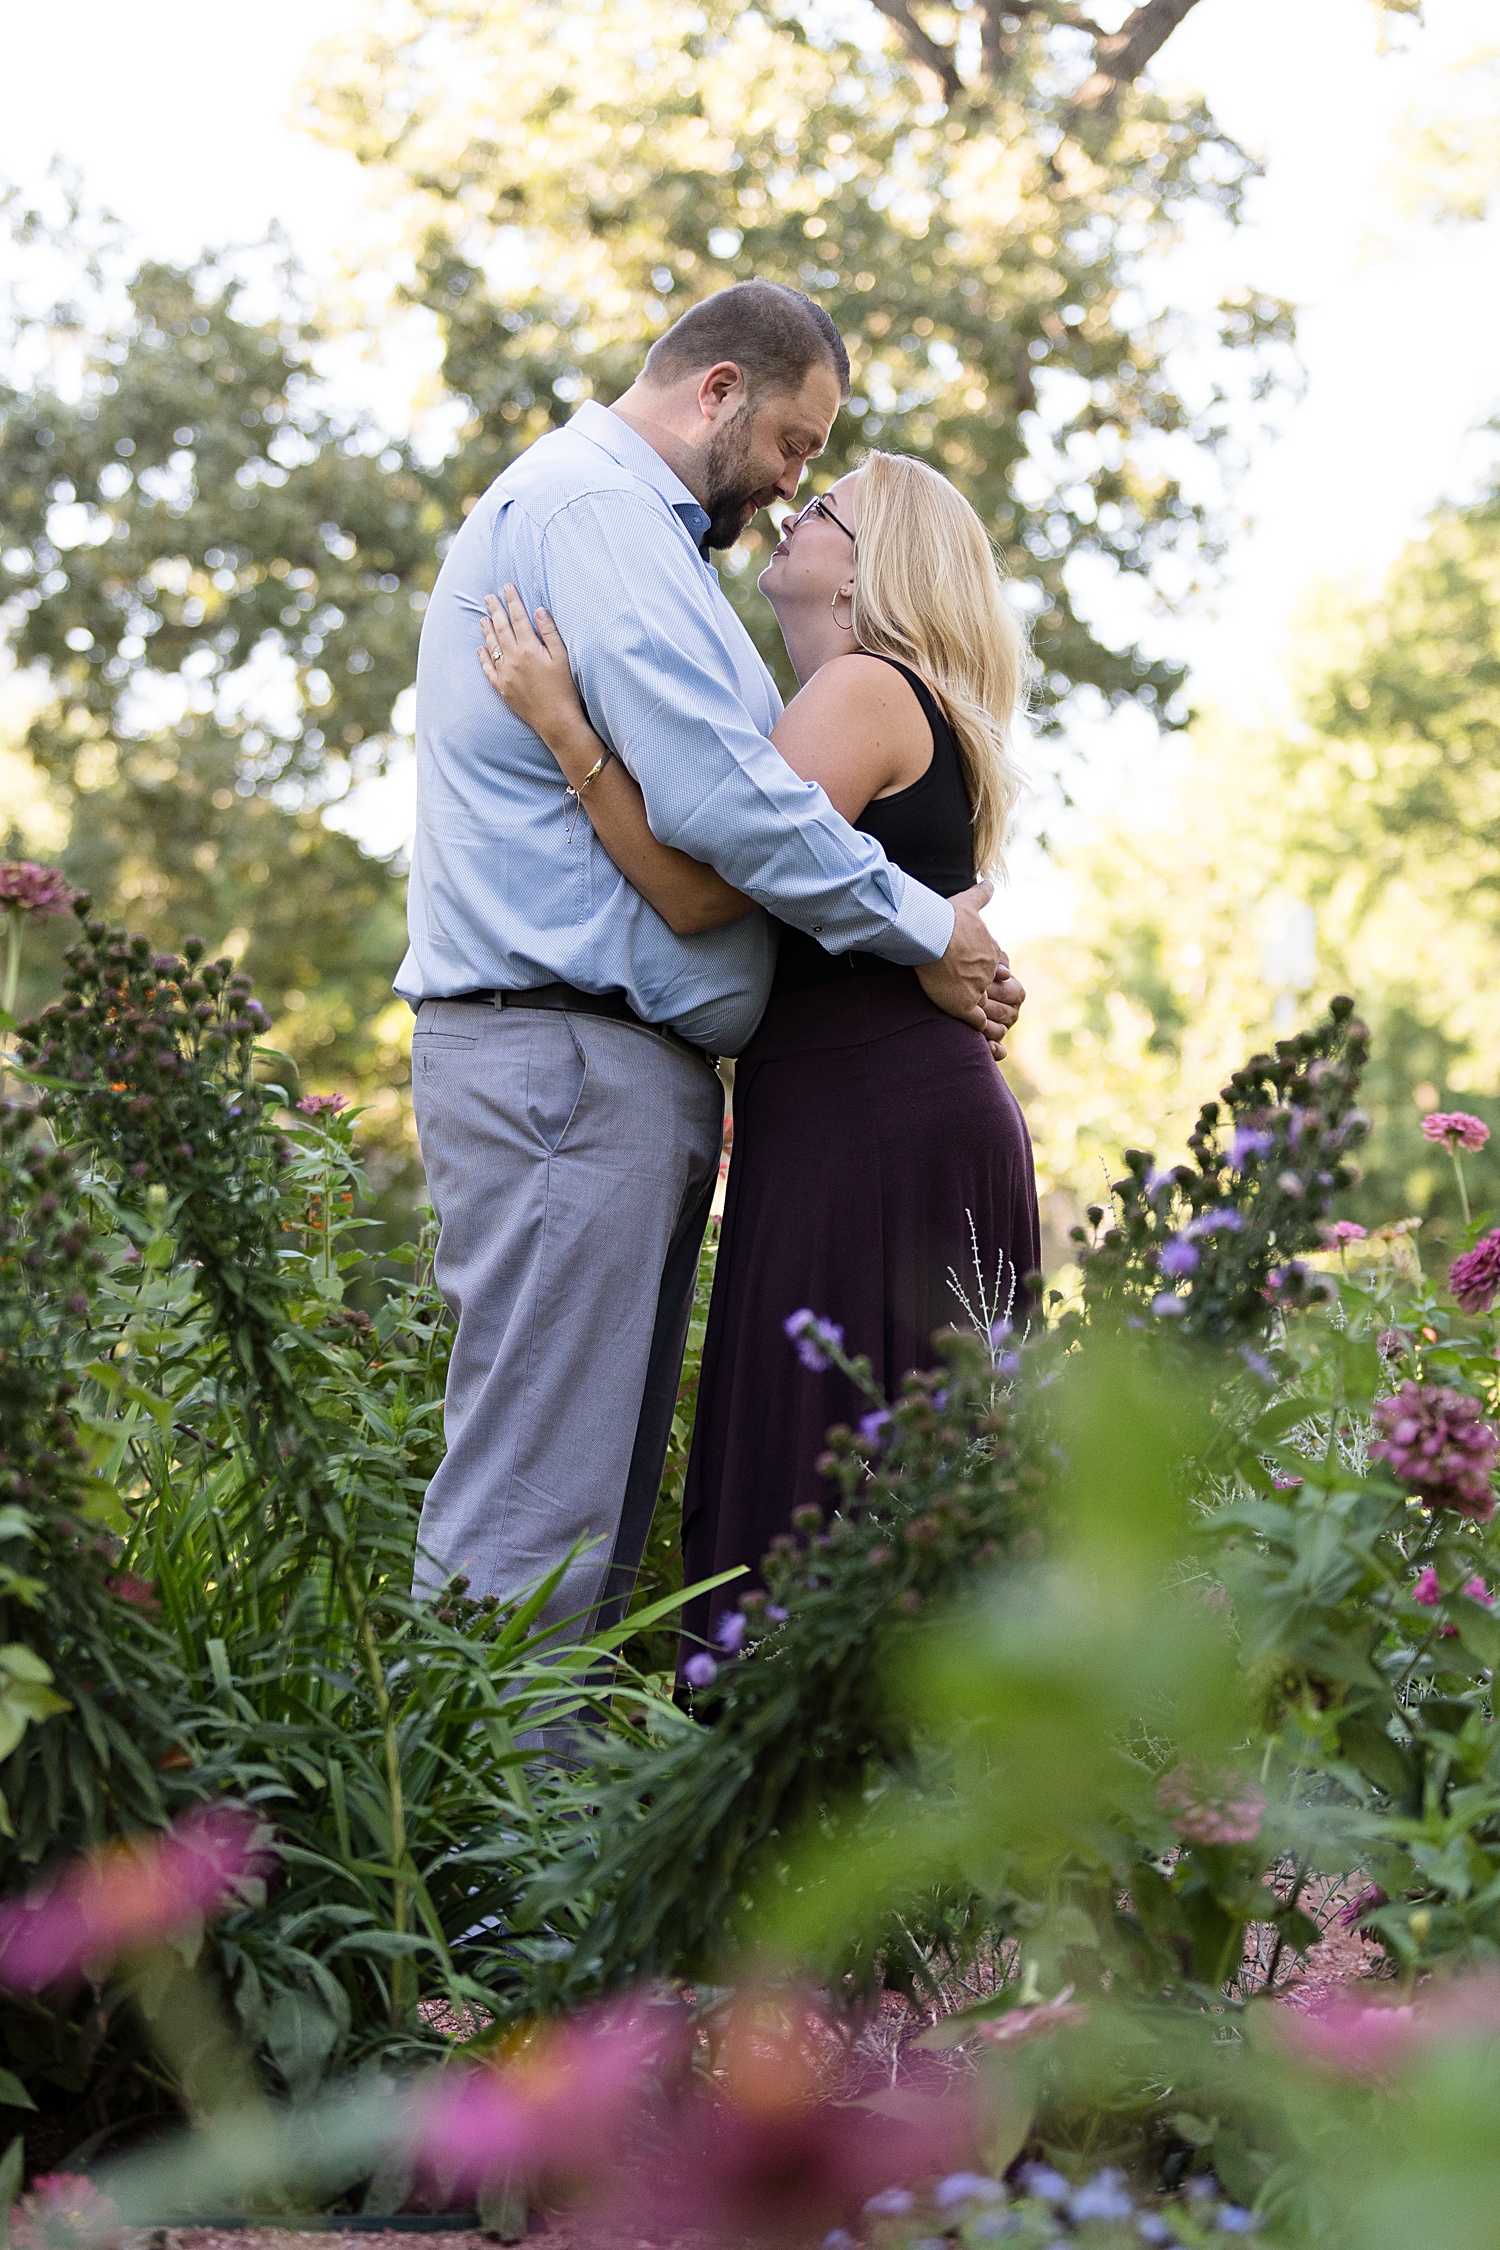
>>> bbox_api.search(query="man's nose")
[772,459,804,504]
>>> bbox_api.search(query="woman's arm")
[767,652,931,814]
[479,589,753,938]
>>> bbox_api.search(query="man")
[398,280,1020,1634]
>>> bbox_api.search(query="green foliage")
[308,0,1294,719]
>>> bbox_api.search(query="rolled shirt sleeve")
[534,491,956,968]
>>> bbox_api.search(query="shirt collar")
[568,399,711,554]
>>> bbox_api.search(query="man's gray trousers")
[410,998,723,1635]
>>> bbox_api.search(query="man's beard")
[701,410,765,551]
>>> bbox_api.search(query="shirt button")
[812,924,823,934]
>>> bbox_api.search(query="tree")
[305,0,1296,716]
[0,218,434,1113]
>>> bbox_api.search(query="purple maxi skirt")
[680,967,1041,1660]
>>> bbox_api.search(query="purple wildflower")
[1186,1206,1245,1239]
[1240,1346,1276,1385]
[858,1409,892,1449]
[1370,1382,1500,1520]
[765,1603,788,1623]
[862,2189,916,2219]
[1018,2164,1070,2204]
[1151,1291,1187,1318]
[681,1652,718,1690]
[1228,1125,1273,1168]
[297,1092,349,1118]
[1449,1229,1500,1313]
[1320,1220,1367,1246]
[1158,1237,1199,1278]
[934,2174,1005,2211]
[1422,1111,1490,1153]
[783,1308,845,1371]
[714,1611,747,1655]
[1218,2208,1256,2234]
[1337,1884,1387,1931]
[0,861,74,915]
[1070,2171,1134,2224]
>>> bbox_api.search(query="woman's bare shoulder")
[772,651,932,807]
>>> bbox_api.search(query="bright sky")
[1,0,1496,886]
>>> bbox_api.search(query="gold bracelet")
[563,747,615,839]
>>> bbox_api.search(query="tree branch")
[868,0,965,101]
[1072,0,1205,112]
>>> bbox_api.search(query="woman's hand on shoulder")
[478,587,593,762]
[769,652,931,822]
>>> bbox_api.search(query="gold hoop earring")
[831,589,854,631]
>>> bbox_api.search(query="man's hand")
[982,952,1025,1062]
[915,881,1002,1034]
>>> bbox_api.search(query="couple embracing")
[396,280,1040,1669]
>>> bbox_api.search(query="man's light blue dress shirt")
[396,401,955,1055]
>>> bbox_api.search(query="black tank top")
[770,652,975,999]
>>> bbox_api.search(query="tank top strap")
[847,649,951,745]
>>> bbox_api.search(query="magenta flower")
[1370,1383,1499,1520]
[9,2173,120,2250]
[0,862,75,916]
[1155,1763,1266,1846]
[1449,1230,1500,1314]
[1336,1884,1387,1931]
[296,1092,349,1117]
[1320,1220,1367,1246]
[1277,1994,1420,2078]
[1411,1566,1442,1606]
[1422,1111,1490,1153]
[409,2003,670,2197]
[0,1804,272,1989]
[783,1308,845,1372]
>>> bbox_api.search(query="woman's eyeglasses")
[787,492,856,544]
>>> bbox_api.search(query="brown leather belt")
[440,981,717,1068]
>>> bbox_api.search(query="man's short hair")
[642,280,850,401]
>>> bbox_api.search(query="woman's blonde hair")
[849,452,1030,873]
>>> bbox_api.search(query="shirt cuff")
[871,873,956,967]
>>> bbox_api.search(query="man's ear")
[696,361,747,421]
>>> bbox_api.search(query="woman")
[477,451,1040,1658]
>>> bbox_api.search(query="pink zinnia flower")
[1371,1383,1499,1520]
[1278,1994,1420,2077]
[0,1804,272,1989]
[1155,1763,1266,1846]
[1421,1111,1490,1153]
[1449,1230,1500,1314]
[9,2173,119,2250]
[0,862,75,916]
[1320,1220,1368,1246]
[409,2002,673,2197]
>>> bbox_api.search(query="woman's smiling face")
[758,469,861,616]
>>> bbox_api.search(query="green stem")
[335,1546,412,2024]
[1450,1145,1472,1230]
[1,906,20,1023]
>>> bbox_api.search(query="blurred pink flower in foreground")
[1279,1972,1500,2078]
[410,1988,973,2240]
[1320,1220,1367,1247]
[1156,1763,1266,1846]
[976,1984,1090,2051]
[8,2172,119,2250]
[0,863,75,917]
[410,2001,675,2196]
[0,1804,272,1990]
[1421,1111,1490,1153]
